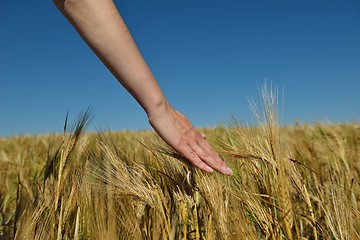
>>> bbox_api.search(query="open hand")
[148,101,233,176]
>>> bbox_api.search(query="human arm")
[53,0,233,175]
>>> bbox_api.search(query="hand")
[148,101,233,176]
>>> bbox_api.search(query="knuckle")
[176,138,185,147]
[187,130,197,138]
[180,124,191,132]
[197,149,209,159]
[190,151,197,159]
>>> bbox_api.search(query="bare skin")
[53,0,233,176]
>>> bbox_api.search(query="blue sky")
[1,1,359,136]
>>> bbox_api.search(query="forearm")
[53,0,166,116]
[54,0,233,175]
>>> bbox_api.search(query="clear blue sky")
[1,1,359,136]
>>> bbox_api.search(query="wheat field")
[1,90,359,239]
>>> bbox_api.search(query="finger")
[191,142,231,175]
[195,139,234,176]
[189,129,233,176]
[177,143,214,173]
[190,127,206,139]
[189,129,228,172]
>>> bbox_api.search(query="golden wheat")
[0,89,359,239]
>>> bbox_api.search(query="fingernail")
[223,165,233,176]
[227,167,234,176]
[205,165,214,173]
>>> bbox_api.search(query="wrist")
[146,96,169,120]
